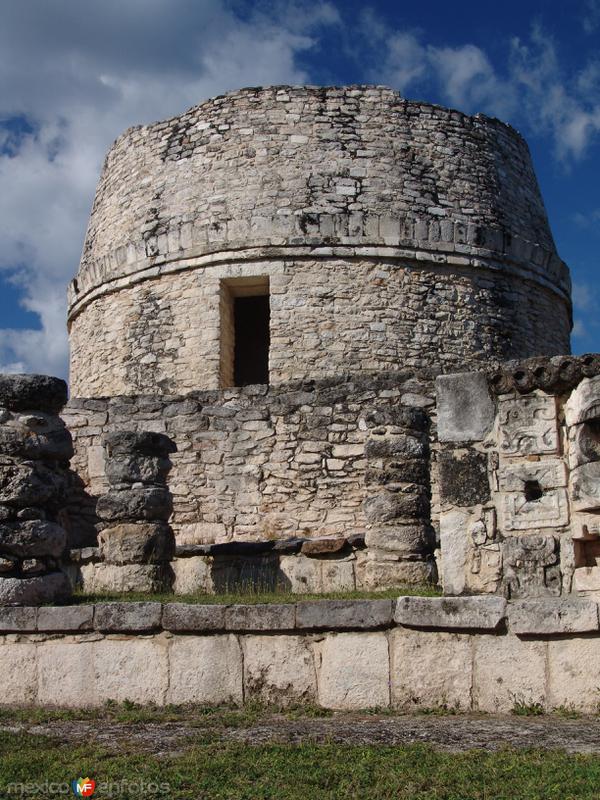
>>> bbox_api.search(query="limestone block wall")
[69,256,570,397]
[436,354,600,598]
[3,596,600,712]
[62,373,436,549]
[68,85,571,397]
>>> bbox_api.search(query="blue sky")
[0,0,598,379]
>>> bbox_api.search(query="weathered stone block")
[508,598,599,634]
[243,635,316,705]
[225,603,295,631]
[438,450,490,507]
[395,596,506,630]
[301,537,347,556]
[38,640,96,707]
[96,487,172,522]
[547,637,600,712]
[472,634,546,712]
[167,634,243,705]
[0,606,37,632]
[296,599,393,630]
[37,605,94,633]
[98,522,175,565]
[103,430,177,457]
[105,454,171,487]
[81,563,172,593]
[390,628,472,710]
[363,490,429,523]
[278,554,323,593]
[0,519,67,559]
[0,457,67,507]
[162,603,225,632]
[436,373,495,443]
[94,602,162,632]
[0,642,37,704]
[315,632,390,709]
[365,524,432,555]
[172,556,213,594]
[0,572,71,606]
[0,374,68,414]
[94,636,169,705]
[439,508,471,595]
[356,558,435,590]
[0,411,73,461]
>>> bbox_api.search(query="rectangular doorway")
[220,277,270,387]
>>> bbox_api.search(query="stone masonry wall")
[68,85,571,397]
[69,256,570,397]
[63,373,436,548]
[3,596,600,712]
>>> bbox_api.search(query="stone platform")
[3,596,600,712]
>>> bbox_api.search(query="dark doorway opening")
[233,294,270,386]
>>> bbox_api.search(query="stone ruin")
[0,375,72,604]
[2,84,598,606]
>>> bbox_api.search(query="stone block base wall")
[3,596,600,712]
[63,373,437,591]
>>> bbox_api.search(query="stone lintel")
[394,595,507,630]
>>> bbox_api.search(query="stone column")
[0,374,73,605]
[361,406,436,588]
[92,431,176,593]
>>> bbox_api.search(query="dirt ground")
[4,713,600,755]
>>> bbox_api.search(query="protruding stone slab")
[296,599,393,630]
[162,603,225,632]
[508,597,599,634]
[103,430,177,457]
[395,595,506,630]
[0,606,37,632]
[0,374,68,414]
[37,605,94,633]
[301,538,347,556]
[225,603,295,631]
[436,373,495,443]
[94,601,162,632]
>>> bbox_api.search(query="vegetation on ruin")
[71,584,442,605]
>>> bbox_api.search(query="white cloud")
[0,0,339,379]
[363,15,600,163]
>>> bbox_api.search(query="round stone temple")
[68,85,571,397]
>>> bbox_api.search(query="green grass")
[1,729,600,799]
[72,584,441,605]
